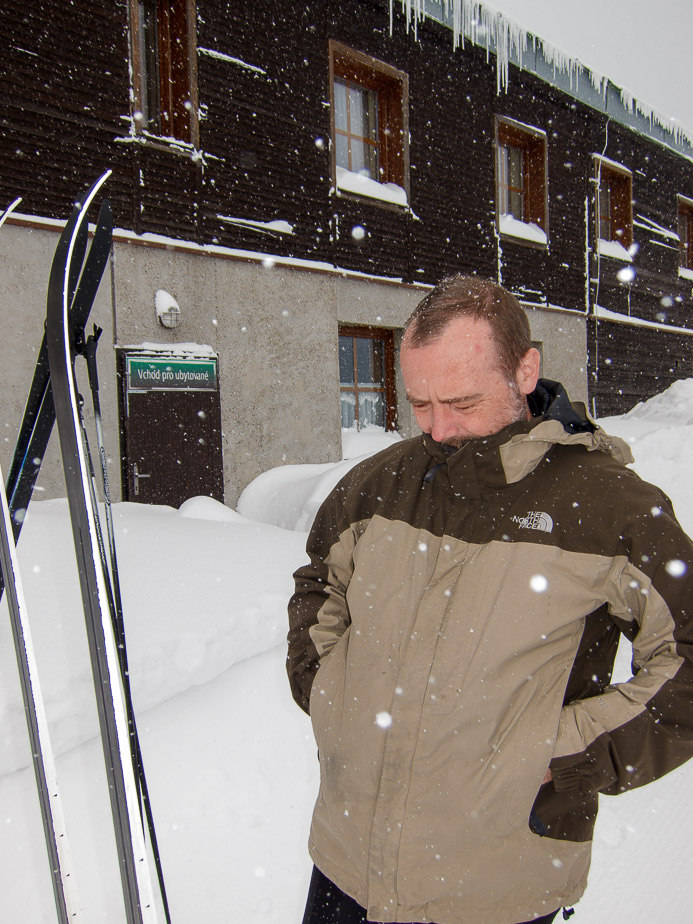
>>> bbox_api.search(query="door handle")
[133,463,151,497]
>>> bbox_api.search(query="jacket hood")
[423,378,633,486]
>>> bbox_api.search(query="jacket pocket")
[309,626,351,740]
[529,782,599,842]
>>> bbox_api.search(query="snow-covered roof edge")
[393,0,693,156]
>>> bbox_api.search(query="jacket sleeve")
[287,480,359,714]
[549,498,693,798]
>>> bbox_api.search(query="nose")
[428,404,461,443]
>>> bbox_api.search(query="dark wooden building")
[1,0,692,504]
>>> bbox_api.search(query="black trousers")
[302,866,560,924]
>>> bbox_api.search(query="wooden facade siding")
[587,318,693,418]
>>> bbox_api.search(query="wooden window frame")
[329,41,409,200]
[495,117,548,239]
[338,325,397,431]
[129,0,199,147]
[678,195,693,271]
[594,158,633,249]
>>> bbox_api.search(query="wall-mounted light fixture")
[155,289,181,329]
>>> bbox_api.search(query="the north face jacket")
[287,381,693,924]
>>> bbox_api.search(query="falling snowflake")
[529,574,549,593]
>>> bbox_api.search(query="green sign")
[126,356,218,392]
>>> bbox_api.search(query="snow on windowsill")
[198,47,267,76]
[499,214,547,246]
[634,214,679,242]
[335,167,408,208]
[597,238,633,262]
[594,305,693,335]
[217,215,294,235]
[679,267,693,282]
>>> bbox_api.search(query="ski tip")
[73,171,112,212]
[0,197,22,230]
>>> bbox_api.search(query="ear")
[515,347,541,396]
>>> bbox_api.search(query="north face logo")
[511,511,554,533]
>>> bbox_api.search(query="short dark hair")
[403,274,532,381]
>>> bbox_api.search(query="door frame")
[117,346,224,504]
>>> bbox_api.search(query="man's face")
[400,316,540,445]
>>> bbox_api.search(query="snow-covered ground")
[2,381,693,922]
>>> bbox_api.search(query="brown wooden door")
[120,353,224,507]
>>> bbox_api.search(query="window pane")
[356,338,385,386]
[498,143,524,219]
[497,145,509,215]
[365,141,379,179]
[350,141,366,176]
[508,146,523,192]
[358,391,385,428]
[334,80,348,133]
[340,392,356,429]
[335,133,349,171]
[139,0,161,132]
[509,187,524,220]
[600,184,612,240]
[339,336,355,384]
[679,210,693,268]
[351,140,378,179]
[351,86,377,141]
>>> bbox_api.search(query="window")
[594,158,633,255]
[338,327,397,430]
[678,196,693,272]
[334,79,379,179]
[330,41,409,205]
[496,118,548,244]
[130,0,198,145]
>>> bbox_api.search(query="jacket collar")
[422,379,632,487]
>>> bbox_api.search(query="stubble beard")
[442,385,530,449]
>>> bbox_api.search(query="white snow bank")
[341,424,403,459]
[0,498,307,776]
[237,427,402,530]
[598,379,693,535]
[610,377,693,425]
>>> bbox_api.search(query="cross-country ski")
[44,174,165,924]
[0,460,80,924]
[2,176,171,922]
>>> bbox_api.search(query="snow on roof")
[393,0,693,154]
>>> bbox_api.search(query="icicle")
[393,0,691,147]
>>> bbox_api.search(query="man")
[287,274,693,924]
